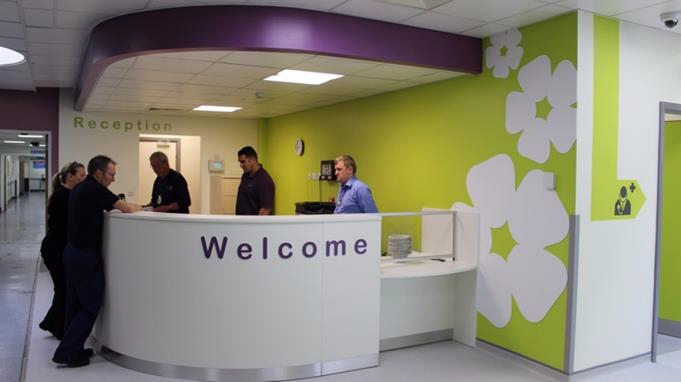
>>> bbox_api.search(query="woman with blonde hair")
[38,161,85,339]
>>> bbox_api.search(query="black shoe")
[38,321,63,340]
[52,353,90,368]
[81,348,94,358]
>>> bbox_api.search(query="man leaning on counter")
[145,151,191,213]
[236,146,275,215]
[334,155,378,214]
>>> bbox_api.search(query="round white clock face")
[295,139,305,156]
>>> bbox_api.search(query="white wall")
[59,90,258,213]
[573,13,678,371]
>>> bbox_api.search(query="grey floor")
[0,192,44,382]
[4,192,681,382]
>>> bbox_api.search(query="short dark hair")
[88,155,116,175]
[238,146,258,160]
[335,155,356,174]
[149,151,168,163]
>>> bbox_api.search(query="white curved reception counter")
[95,212,382,381]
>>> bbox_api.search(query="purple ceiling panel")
[75,5,482,110]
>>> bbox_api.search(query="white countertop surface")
[380,254,476,279]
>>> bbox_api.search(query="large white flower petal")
[466,154,515,228]
[547,106,576,153]
[507,46,524,70]
[505,28,522,47]
[516,120,550,163]
[485,45,501,69]
[509,170,569,247]
[505,91,535,134]
[493,61,510,78]
[518,55,550,102]
[507,245,567,323]
[489,30,506,46]
[547,60,576,108]
[477,252,512,328]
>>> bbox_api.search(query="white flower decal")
[485,28,524,79]
[505,55,576,163]
[453,154,568,327]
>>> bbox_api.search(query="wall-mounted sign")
[32,160,46,169]
[73,116,172,133]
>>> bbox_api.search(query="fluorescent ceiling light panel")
[264,69,343,85]
[18,134,43,138]
[39,144,46,147]
[193,105,242,112]
[4,140,25,144]
[0,46,26,66]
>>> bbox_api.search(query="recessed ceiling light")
[264,69,343,85]
[0,46,25,66]
[193,105,242,112]
[18,134,43,138]
[39,144,46,147]
[3,140,26,144]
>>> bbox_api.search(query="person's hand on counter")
[152,202,180,213]
[113,200,142,213]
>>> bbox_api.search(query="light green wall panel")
[261,12,577,370]
[661,120,681,322]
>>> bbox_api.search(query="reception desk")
[95,210,479,381]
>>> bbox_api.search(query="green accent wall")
[261,13,577,370]
[591,16,646,220]
[661,120,681,322]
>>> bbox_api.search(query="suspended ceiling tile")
[102,66,128,78]
[228,87,291,99]
[354,63,436,80]
[111,87,170,97]
[24,8,54,27]
[0,21,24,38]
[219,51,314,68]
[403,11,486,34]
[124,68,196,83]
[105,100,150,110]
[96,77,122,87]
[0,69,32,80]
[556,0,666,17]
[0,1,21,22]
[247,0,347,11]
[56,10,107,29]
[109,57,137,69]
[244,79,312,92]
[25,27,88,44]
[0,36,26,51]
[460,22,510,38]
[333,0,425,23]
[496,4,572,28]
[108,93,160,103]
[28,42,83,55]
[291,56,380,75]
[117,79,179,90]
[29,54,79,66]
[202,62,279,79]
[31,64,75,75]
[22,0,55,10]
[55,0,148,14]
[296,82,358,96]
[329,75,397,89]
[174,83,231,95]
[408,70,464,83]
[616,1,681,33]
[134,55,213,74]
[158,50,230,62]
[433,0,546,23]
[90,85,115,95]
[189,74,258,88]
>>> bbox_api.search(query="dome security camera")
[661,11,681,28]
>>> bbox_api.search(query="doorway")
[0,130,48,212]
[653,102,681,362]
[138,138,180,207]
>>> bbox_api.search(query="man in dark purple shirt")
[235,146,275,215]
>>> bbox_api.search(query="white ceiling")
[2,0,681,118]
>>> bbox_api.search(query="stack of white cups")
[388,234,412,261]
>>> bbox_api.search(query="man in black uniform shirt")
[145,151,191,213]
[52,155,141,368]
[236,146,275,215]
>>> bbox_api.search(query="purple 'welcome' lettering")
[201,236,228,259]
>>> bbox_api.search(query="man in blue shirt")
[333,155,378,214]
